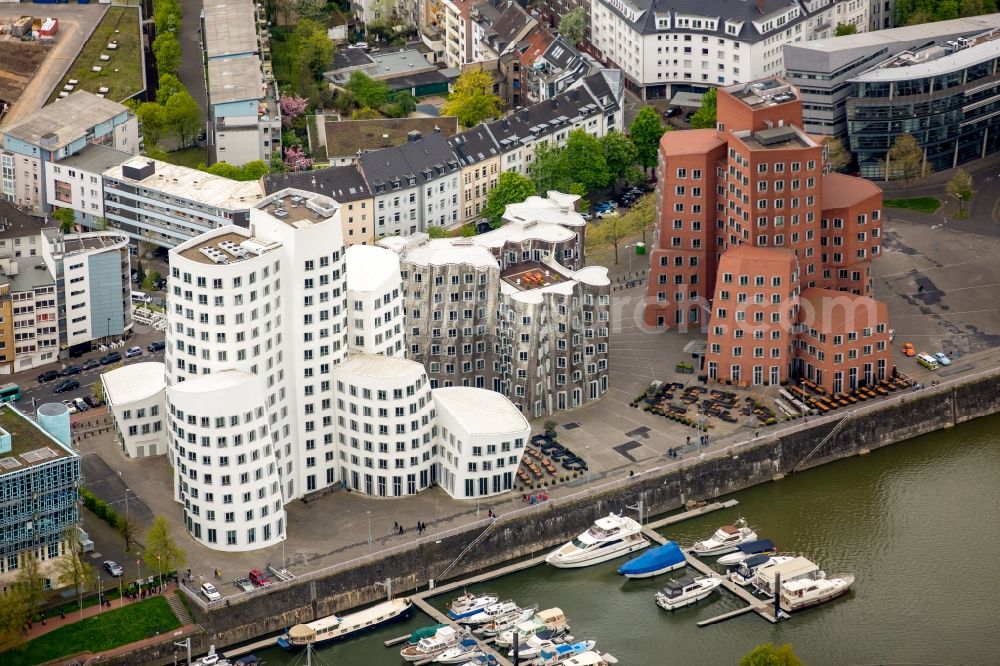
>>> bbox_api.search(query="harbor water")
[255,414,1000,665]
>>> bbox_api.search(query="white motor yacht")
[751,556,821,597]
[730,555,795,586]
[461,599,520,625]
[435,638,485,663]
[475,605,536,636]
[447,592,500,620]
[495,608,568,648]
[400,626,464,662]
[560,652,619,666]
[690,518,757,556]
[779,573,855,611]
[196,647,230,666]
[654,575,722,610]
[545,514,649,568]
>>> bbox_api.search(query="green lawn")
[49,6,145,104]
[883,196,941,213]
[3,597,180,666]
[158,147,209,169]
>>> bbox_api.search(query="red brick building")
[645,78,892,392]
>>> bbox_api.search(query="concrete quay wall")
[101,372,1000,664]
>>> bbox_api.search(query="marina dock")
[644,499,740,530]
[223,635,277,658]
[409,596,513,666]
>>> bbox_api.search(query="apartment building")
[0,199,51,260]
[102,157,263,248]
[201,0,281,165]
[1,92,138,213]
[380,191,610,417]
[262,166,375,246]
[102,188,533,551]
[44,144,132,229]
[0,404,80,590]
[784,13,1000,137]
[590,0,869,100]
[0,257,58,372]
[448,126,502,226]
[40,229,133,353]
[643,77,890,392]
[358,130,463,236]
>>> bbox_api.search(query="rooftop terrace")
[726,78,798,110]
[176,229,279,266]
[501,260,568,291]
[256,190,339,229]
[0,405,71,477]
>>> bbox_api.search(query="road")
[1,4,107,125]
[177,0,207,114]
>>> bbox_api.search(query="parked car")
[664,107,681,118]
[147,340,166,352]
[153,278,168,291]
[37,370,60,383]
[933,352,951,366]
[248,568,271,587]
[103,560,124,576]
[596,209,618,219]
[82,359,100,370]
[61,365,82,376]
[201,582,221,601]
[62,400,78,415]
[53,379,80,393]
[100,352,122,365]
[579,212,592,221]
[83,395,104,409]
[73,397,90,412]
[125,346,143,358]
[901,342,916,357]
[234,577,255,593]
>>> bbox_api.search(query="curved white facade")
[333,354,437,496]
[433,386,530,498]
[345,245,405,358]
[166,369,285,551]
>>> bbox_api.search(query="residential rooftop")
[0,200,51,240]
[4,261,54,293]
[725,78,799,110]
[501,260,567,291]
[1,91,128,150]
[255,189,340,229]
[262,165,371,203]
[320,116,459,159]
[207,56,265,105]
[54,143,133,175]
[433,386,530,436]
[202,0,259,59]
[104,158,264,211]
[43,229,130,255]
[102,362,166,404]
[0,405,72,476]
[174,228,279,266]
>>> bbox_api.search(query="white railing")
[183,364,1000,612]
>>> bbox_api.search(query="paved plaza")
[71,208,1000,600]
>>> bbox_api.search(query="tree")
[295,0,327,19]
[586,209,640,264]
[136,101,168,147]
[92,380,104,405]
[143,515,186,584]
[155,73,184,105]
[529,141,573,194]
[279,94,309,128]
[52,207,76,233]
[440,70,503,128]
[882,133,924,189]
[0,586,29,646]
[293,20,333,80]
[740,643,805,666]
[946,168,974,212]
[564,129,610,191]
[629,106,666,171]
[482,172,535,226]
[152,33,181,76]
[825,136,852,173]
[689,87,718,129]
[55,528,96,618]
[346,71,389,110]
[165,90,203,148]
[15,551,47,617]
[427,225,449,238]
[835,22,858,35]
[283,145,314,172]
[390,90,417,116]
[203,160,270,181]
[628,193,656,244]
[352,107,382,120]
[117,514,140,552]
[601,130,638,190]
[558,6,587,45]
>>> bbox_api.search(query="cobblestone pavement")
[76,216,1000,600]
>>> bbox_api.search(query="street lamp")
[955,192,964,213]
[107,317,111,342]
[367,510,372,554]
[585,445,591,490]
[124,488,131,523]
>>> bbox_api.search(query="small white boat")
[461,599,519,625]
[780,572,855,611]
[435,638,485,663]
[448,592,499,620]
[536,639,597,665]
[545,514,648,568]
[475,605,536,636]
[508,629,571,659]
[400,626,464,662]
[495,608,568,648]
[654,575,722,610]
[561,652,619,666]
[690,518,757,556]
[196,646,230,666]
[730,554,795,586]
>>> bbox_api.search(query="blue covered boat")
[618,541,685,578]
[716,539,776,565]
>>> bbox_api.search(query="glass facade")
[0,457,80,560]
[847,54,1000,178]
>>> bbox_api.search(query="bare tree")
[54,528,97,619]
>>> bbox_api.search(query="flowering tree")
[279,94,308,128]
[283,145,313,172]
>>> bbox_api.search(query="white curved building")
[102,361,166,459]
[433,387,530,498]
[166,369,285,551]
[345,245,405,358]
[333,353,436,496]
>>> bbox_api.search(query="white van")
[131,290,152,304]
[916,353,939,370]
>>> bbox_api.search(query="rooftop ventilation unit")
[199,247,230,264]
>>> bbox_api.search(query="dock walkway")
[410,597,513,666]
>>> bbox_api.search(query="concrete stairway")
[167,591,194,625]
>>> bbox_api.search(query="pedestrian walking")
[60,609,65,620]
[398,525,404,535]
[41,614,46,626]
[754,430,759,438]
[686,436,691,446]
[394,521,399,531]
